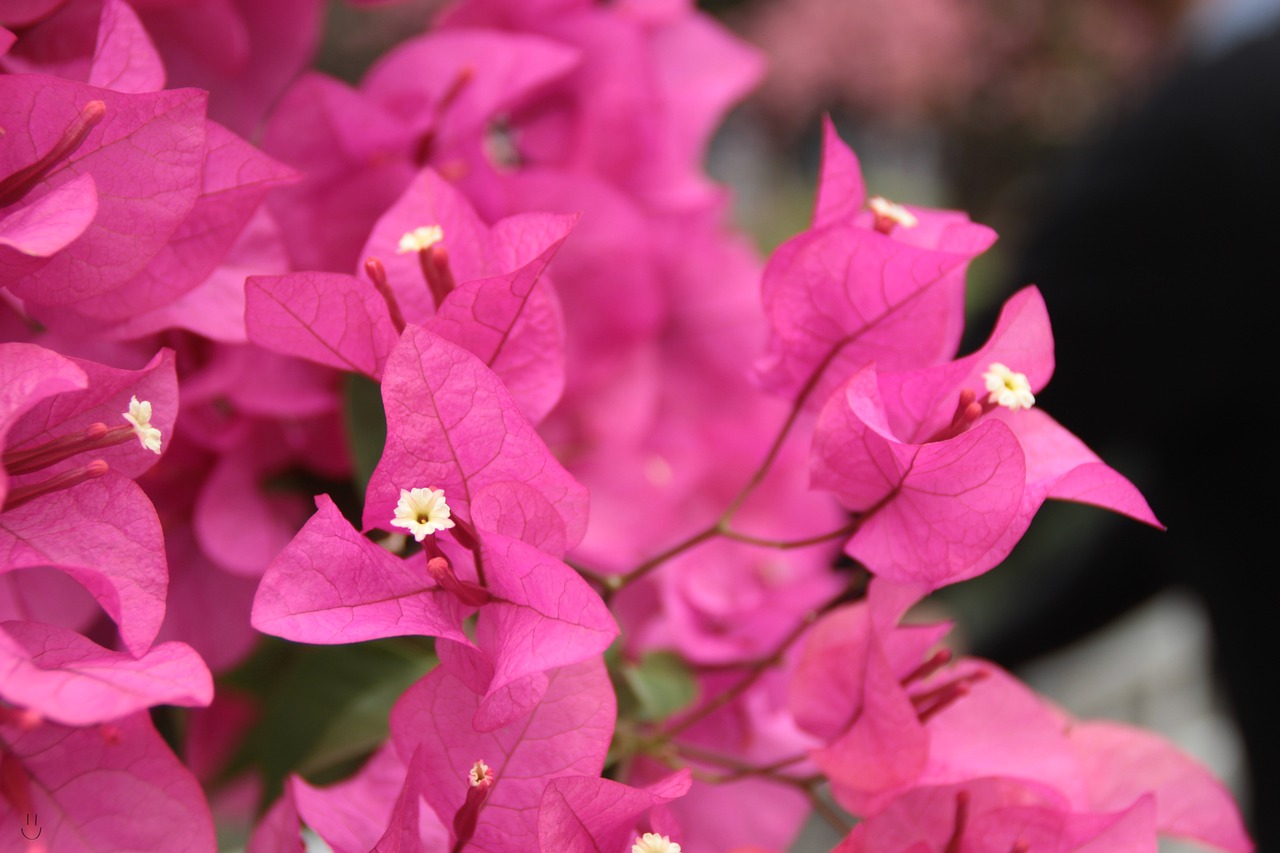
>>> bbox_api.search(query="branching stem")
[662,574,866,738]
[586,343,853,598]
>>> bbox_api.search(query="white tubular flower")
[468,759,493,789]
[633,833,682,853]
[982,362,1036,412]
[868,195,919,229]
[396,225,444,254]
[122,396,162,454]
[390,487,456,541]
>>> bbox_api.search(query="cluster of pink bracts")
[0,0,1254,851]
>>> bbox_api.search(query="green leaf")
[345,372,387,500]
[298,661,432,777]
[222,637,435,804]
[620,651,698,722]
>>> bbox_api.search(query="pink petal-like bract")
[245,270,398,379]
[108,206,287,343]
[0,76,208,304]
[288,744,445,853]
[811,115,867,228]
[89,0,166,94]
[365,326,589,548]
[811,629,929,796]
[466,530,617,728]
[427,213,575,424]
[813,366,1027,588]
[756,122,995,408]
[0,171,98,261]
[538,770,692,853]
[57,120,296,323]
[1071,721,1253,852]
[0,473,167,655]
[252,494,470,645]
[0,712,216,852]
[790,579,945,741]
[836,663,1086,817]
[247,782,303,853]
[391,658,615,853]
[4,347,177,481]
[137,0,323,136]
[0,341,87,506]
[0,619,212,725]
[839,778,1159,853]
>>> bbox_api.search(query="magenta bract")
[364,326,588,549]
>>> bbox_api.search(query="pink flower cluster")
[0,1,1252,851]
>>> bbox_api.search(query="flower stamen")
[396,225,444,255]
[452,759,495,853]
[982,363,1035,412]
[633,833,682,853]
[869,195,919,235]
[122,397,162,454]
[364,256,406,334]
[395,226,455,309]
[3,459,108,512]
[0,100,106,207]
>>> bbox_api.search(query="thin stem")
[719,520,858,550]
[808,787,854,836]
[718,341,847,522]
[663,574,867,738]
[662,621,810,738]
[674,744,811,784]
[590,340,852,599]
[602,522,720,603]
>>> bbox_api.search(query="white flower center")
[122,396,162,454]
[633,833,681,853]
[468,759,493,788]
[397,225,444,254]
[982,363,1036,412]
[869,195,919,230]
[390,487,456,541]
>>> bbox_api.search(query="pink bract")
[836,778,1159,853]
[0,76,208,304]
[0,711,217,852]
[391,658,616,852]
[813,286,1159,588]
[364,326,588,549]
[0,619,212,726]
[252,494,470,645]
[538,770,692,853]
[755,120,996,409]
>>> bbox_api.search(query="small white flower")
[633,833,681,853]
[396,225,444,254]
[122,396,162,454]
[982,362,1036,412]
[468,759,492,788]
[390,487,456,541]
[868,195,919,229]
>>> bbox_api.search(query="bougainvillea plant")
[0,1,1253,851]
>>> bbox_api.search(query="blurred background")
[311,0,1276,848]
[697,1,1276,850]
